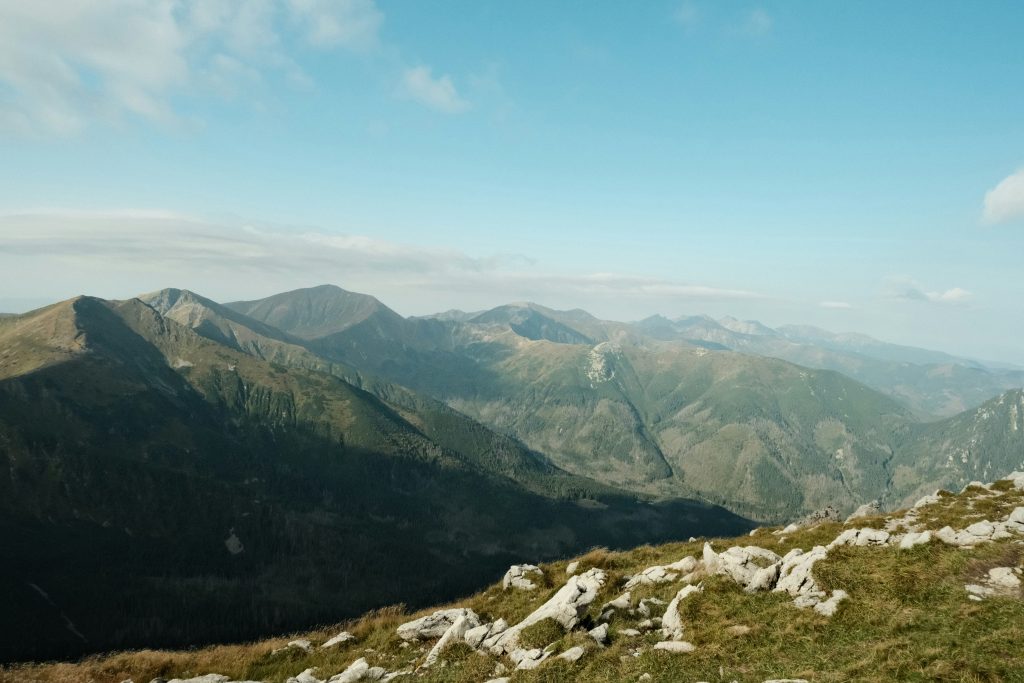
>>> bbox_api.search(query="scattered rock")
[913,491,943,508]
[774,546,828,604]
[618,628,641,637]
[509,647,550,670]
[801,506,842,524]
[397,608,480,641]
[556,645,586,662]
[813,589,849,617]
[503,564,544,591]
[661,584,702,640]
[423,615,471,668]
[965,567,1022,599]
[486,568,606,654]
[624,556,698,589]
[653,640,695,653]
[828,527,890,549]
[588,623,609,645]
[1003,472,1024,490]
[899,530,932,550]
[703,543,782,591]
[846,500,881,522]
[602,591,632,612]
[322,631,355,648]
[565,560,580,575]
[271,639,312,655]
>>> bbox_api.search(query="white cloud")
[819,301,853,310]
[398,66,469,113]
[740,8,773,36]
[884,277,972,305]
[982,168,1024,225]
[286,0,382,50]
[0,210,761,313]
[0,0,383,135]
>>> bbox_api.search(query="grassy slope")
[8,480,1023,683]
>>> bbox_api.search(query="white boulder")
[397,608,480,641]
[487,568,606,654]
[503,564,544,591]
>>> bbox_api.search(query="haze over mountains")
[224,285,1024,516]
[2,284,1023,662]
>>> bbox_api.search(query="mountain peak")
[225,284,403,340]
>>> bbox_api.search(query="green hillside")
[0,297,751,663]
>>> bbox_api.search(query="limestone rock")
[661,584,702,640]
[602,591,632,612]
[813,589,849,617]
[846,500,881,522]
[653,640,695,653]
[966,566,1022,599]
[913,491,943,508]
[774,546,828,605]
[702,543,781,591]
[1008,507,1024,531]
[486,568,606,654]
[325,658,370,683]
[565,560,580,575]
[556,646,586,663]
[423,615,471,668]
[322,631,355,648]
[899,530,931,549]
[397,608,480,641]
[273,638,313,654]
[509,647,551,670]
[588,623,609,645]
[503,564,544,591]
[463,624,493,649]
[1002,472,1024,490]
[828,527,890,549]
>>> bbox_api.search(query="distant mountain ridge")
[224,285,1024,520]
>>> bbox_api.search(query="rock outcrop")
[502,564,544,590]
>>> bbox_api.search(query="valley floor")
[6,476,1024,683]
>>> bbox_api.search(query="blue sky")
[1,1,1023,363]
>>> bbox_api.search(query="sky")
[1,1,1023,363]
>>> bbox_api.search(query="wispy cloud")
[286,0,383,50]
[0,0,383,135]
[819,301,853,310]
[673,2,700,31]
[739,8,773,36]
[0,210,762,311]
[982,168,1024,225]
[398,66,469,113]
[884,277,972,305]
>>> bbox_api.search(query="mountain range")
[1,284,1022,662]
